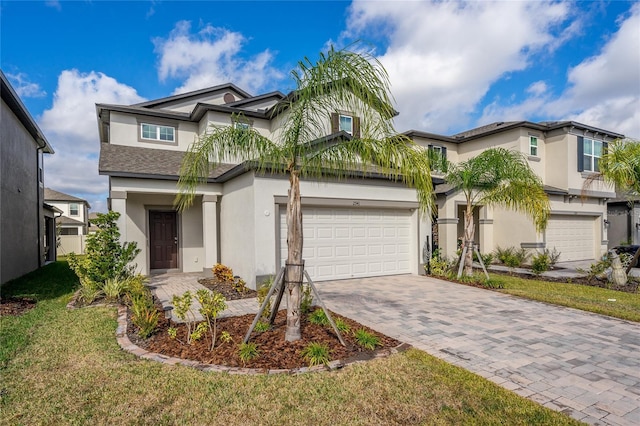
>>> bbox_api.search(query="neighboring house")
[407,121,623,262]
[1,70,55,285]
[607,198,640,248]
[98,84,429,287]
[88,212,100,234]
[44,188,91,235]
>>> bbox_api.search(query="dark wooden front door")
[150,211,178,269]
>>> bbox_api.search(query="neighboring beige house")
[44,188,91,235]
[407,121,623,262]
[1,70,55,285]
[98,84,430,287]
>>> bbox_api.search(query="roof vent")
[223,92,235,104]
[496,122,504,126]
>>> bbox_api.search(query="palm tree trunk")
[463,206,475,276]
[285,170,303,341]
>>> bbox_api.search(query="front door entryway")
[149,211,178,270]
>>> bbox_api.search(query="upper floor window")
[578,137,604,173]
[69,203,79,216]
[339,114,353,135]
[529,136,538,156]
[428,144,448,172]
[233,121,250,130]
[331,112,360,138]
[141,123,175,142]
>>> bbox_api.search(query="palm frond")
[301,135,435,214]
[175,124,283,211]
[444,147,550,231]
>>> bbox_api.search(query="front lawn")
[490,274,640,322]
[0,262,580,425]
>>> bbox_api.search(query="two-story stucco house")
[44,188,91,235]
[407,121,623,262]
[1,70,56,285]
[97,84,431,287]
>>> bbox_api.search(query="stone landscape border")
[111,304,410,375]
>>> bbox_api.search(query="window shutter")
[427,144,433,151]
[353,116,361,138]
[577,136,584,172]
[330,113,339,133]
[442,147,447,159]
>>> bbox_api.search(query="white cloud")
[344,0,574,133]
[45,1,61,11]
[40,70,145,212]
[6,72,46,98]
[480,4,640,139]
[527,81,548,97]
[154,20,284,95]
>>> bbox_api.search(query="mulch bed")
[197,278,257,300]
[126,278,401,370]
[0,297,37,316]
[128,307,400,370]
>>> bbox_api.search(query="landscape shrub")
[353,328,380,350]
[428,256,454,278]
[257,276,274,319]
[301,342,330,367]
[195,289,227,350]
[130,293,159,338]
[308,308,329,326]
[68,211,140,287]
[543,248,561,267]
[212,263,234,282]
[531,252,551,276]
[238,342,259,365]
[171,291,196,344]
[300,283,313,314]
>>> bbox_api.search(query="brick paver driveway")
[317,275,640,426]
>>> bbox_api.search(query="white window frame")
[339,114,353,135]
[583,138,603,172]
[140,123,175,142]
[69,203,79,216]
[233,121,250,130]
[529,136,538,156]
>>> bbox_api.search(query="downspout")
[36,146,44,266]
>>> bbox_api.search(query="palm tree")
[442,148,550,276]
[586,138,640,272]
[175,47,434,341]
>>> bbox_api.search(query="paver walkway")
[316,275,640,426]
[149,272,639,425]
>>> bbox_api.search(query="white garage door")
[279,207,412,281]
[546,215,596,261]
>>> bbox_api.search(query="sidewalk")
[148,272,258,323]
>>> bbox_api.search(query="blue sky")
[2,0,639,212]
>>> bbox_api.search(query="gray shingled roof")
[44,188,88,203]
[452,121,523,138]
[58,216,85,226]
[99,144,238,180]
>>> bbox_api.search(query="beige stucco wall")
[236,174,430,287]
[109,111,199,151]
[219,172,256,285]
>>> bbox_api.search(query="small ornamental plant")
[212,263,234,282]
[171,291,196,344]
[301,342,330,367]
[195,289,227,350]
[354,328,380,350]
[238,342,259,366]
[254,321,270,332]
[308,308,329,326]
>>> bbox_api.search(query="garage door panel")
[280,206,412,281]
[546,216,595,262]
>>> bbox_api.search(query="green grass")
[0,262,582,425]
[491,274,640,322]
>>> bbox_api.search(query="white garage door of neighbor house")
[279,207,412,281]
[546,215,595,262]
